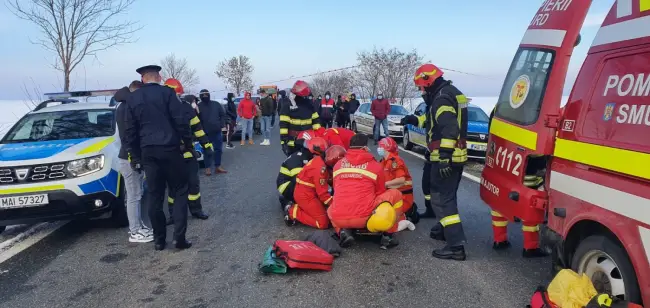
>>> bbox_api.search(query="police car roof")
[31,102,114,114]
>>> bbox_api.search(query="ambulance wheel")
[571,235,641,303]
[110,181,129,228]
[403,129,414,150]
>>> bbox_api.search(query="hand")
[202,145,214,158]
[438,158,453,179]
[401,115,418,126]
[130,159,142,173]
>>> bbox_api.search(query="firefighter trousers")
[329,189,403,233]
[422,161,436,212]
[289,197,330,229]
[429,164,466,247]
[167,158,203,216]
[491,210,540,250]
[142,146,190,243]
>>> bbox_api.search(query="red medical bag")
[273,240,334,271]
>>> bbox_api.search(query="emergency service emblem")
[509,75,530,109]
[603,103,616,121]
[321,166,326,174]
[320,178,326,186]
[392,161,398,169]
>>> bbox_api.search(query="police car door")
[480,0,590,222]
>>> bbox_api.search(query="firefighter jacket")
[181,103,213,159]
[415,81,469,164]
[279,97,321,149]
[380,153,413,195]
[329,149,386,219]
[294,156,333,206]
[277,149,313,201]
[322,128,355,150]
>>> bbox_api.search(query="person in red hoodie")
[321,127,355,150]
[237,92,257,145]
[318,91,335,129]
[327,133,403,250]
[370,92,391,144]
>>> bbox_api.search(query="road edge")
[0,221,67,264]
[398,146,481,183]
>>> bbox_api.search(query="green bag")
[258,246,288,274]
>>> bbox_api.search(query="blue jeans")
[205,132,223,168]
[261,116,272,139]
[241,118,254,140]
[374,118,389,141]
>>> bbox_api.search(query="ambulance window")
[495,48,554,126]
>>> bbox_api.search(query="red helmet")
[378,137,398,153]
[297,130,316,141]
[305,137,328,155]
[291,80,311,97]
[325,145,346,167]
[414,64,444,88]
[164,78,184,95]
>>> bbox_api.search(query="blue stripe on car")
[79,169,120,196]
[0,138,91,161]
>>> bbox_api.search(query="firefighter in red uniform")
[327,134,403,250]
[322,127,355,150]
[279,80,321,156]
[403,63,469,261]
[377,137,419,224]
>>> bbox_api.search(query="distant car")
[403,102,489,159]
[353,103,409,138]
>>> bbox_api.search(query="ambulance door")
[480,0,591,223]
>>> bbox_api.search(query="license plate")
[470,144,487,151]
[0,194,49,209]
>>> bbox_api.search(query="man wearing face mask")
[318,91,335,129]
[198,89,228,175]
[402,63,469,261]
[371,93,390,144]
[225,93,238,149]
[347,93,360,130]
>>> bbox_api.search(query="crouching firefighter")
[377,137,419,224]
[285,139,346,229]
[279,80,321,156]
[164,79,213,223]
[327,134,403,250]
[276,130,320,210]
[404,63,469,261]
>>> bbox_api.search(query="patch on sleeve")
[320,178,326,186]
[321,166,326,174]
[392,161,398,169]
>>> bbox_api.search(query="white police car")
[0,90,127,234]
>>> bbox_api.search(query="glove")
[438,154,453,179]
[202,144,214,158]
[401,115,418,126]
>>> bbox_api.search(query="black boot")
[379,233,399,250]
[492,241,511,250]
[284,204,295,226]
[522,248,549,258]
[174,239,192,250]
[154,241,166,251]
[429,224,446,241]
[406,203,420,224]
[420,200,436,218]
[432,245,466,261]
[338,229,355,248]
[191,210,209,220]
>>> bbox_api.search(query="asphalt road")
[0,128,552,308]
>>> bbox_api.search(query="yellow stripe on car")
[490,118,538,151]
[554,138,650,180]
[77,136,115,155]
[0,184,65,195]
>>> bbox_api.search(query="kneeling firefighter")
[279,80,321,156]
[164,79,212,223]
[377,137,419,224]
[327,133,403,250]
[276,130,322,210]
[322,127,355,150]
[403,63,469,261]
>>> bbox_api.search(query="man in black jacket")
[259,90,275,145]
[198,89,228,175]
[225,93,237,149]
[123,64,193,251]
[348,93,360,130]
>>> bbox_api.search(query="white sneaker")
[129,230,154,243]
[264,139,271,146]
[140,227,153,236]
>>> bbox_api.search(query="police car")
[402,101,490,159]
[0,90,128,234]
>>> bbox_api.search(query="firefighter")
[276,130,320,210]
[122,65,193,251]
[377,137,419,224]
[403,63,469,261]
[163,80,213,223]
[284,138,339,229]
[420,149,437,218]
[327,134,403,250]
[279,80,321,156]
[322,127,355,150]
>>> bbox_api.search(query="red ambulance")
[480,0,650,305]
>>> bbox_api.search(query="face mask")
[378,95,383,99]
[200,95,210,102]
[325,95,330,100]
[377,147,386,157]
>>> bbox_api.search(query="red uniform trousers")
[328,189,402,233]
[491,210,540,250]
[290,196,330,229]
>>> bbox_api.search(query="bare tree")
[310,70,355,98]
[215,55,254,96]
[160,53,199,89]
[8,0,140,91]
[355,47,423,104]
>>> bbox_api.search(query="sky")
[0,0,615,100]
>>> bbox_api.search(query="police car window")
[389,105,409,115]
[359,103,369,113]
[2,109,115,143]
[415,103,426,115]
[495,48,554,126]
[468,107,490,123]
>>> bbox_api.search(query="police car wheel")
[109,181,129,228]
[571,235,642,304]
[403,129,413,150]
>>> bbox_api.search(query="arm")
[375,165,387,194]
[384,101,390,115]
[237,102,243,117]
[123,103,141,161]
[311,108,321,130]
[279,103,292,145]
[434,97,460,157]
[385,158,407,188]
[313,164,333,206]
[370,101,376,117]
[216,102,227,128]
[168,90,193,143]
[188,107,212,150]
